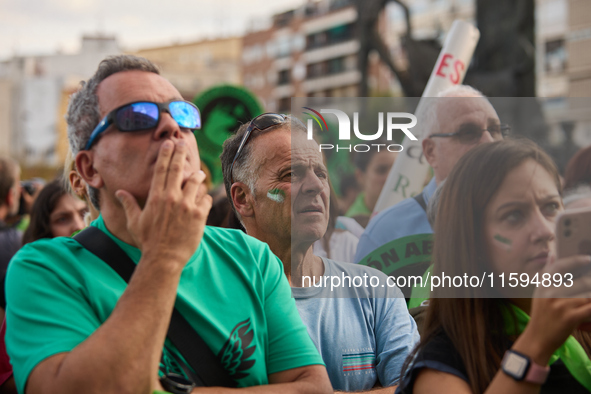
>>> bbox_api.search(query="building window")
[306,57,347,79]
[274,10,295,28]
[327,24,352,43]
[278,69,291,85]
[307,62,325,79]
[328,57,345,74]
[276,36,292,58]
[307,31,327,49]
[545,39,566,73]
[306,23,355,50]
[242,44,265,65]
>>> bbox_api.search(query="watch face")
[504,353,529,379]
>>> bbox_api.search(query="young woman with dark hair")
[22,179,87,245]
[397,139,591,393]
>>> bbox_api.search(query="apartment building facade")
[242,0,398,112]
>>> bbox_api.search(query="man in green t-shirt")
[5,55,330,394]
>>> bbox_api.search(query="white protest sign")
[373,20,480,214]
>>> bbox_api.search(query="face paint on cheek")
[267,188,286,203]
[493,234,513,252]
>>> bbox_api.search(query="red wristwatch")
[501,349,550,385]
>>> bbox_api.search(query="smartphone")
[557,206,591,330]
[556,206,591,259]
[17,181,38,216]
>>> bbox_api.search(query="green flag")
[193,85,264,185]
[358,233,433,299]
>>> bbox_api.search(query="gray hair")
[65,55,160,210]
[417,84,485,139]
[220,115,307,224]
[563,184,591,208]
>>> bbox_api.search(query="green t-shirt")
[345,193,371,217]
[5,216,323,393]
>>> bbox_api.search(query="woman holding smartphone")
[397,139,591,393]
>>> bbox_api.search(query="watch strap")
[524,358,550,385]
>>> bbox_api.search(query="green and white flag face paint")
[493,234,513,251]
[494,234,511,245]
[267,188,286,203]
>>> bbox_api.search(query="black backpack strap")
[413,192,427,212]
[74,226,236,387]
[75,227,135,281]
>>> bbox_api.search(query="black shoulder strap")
[74,226,236,388]
[413,192,427,212]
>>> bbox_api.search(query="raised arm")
[413,255,591,394]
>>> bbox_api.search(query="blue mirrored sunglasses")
[84,100,201,150]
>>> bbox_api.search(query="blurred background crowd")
[2,0,591,267]
[0,1,591,392]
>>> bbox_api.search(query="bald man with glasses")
[354,85,505,296]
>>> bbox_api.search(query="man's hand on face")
[115,139,212,266]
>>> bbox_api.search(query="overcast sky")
[0,0,303,60]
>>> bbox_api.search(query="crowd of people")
[0,54,589,394]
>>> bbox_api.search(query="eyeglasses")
[229,113,288,184]
[84,100,201,150]
[429,123,511,144]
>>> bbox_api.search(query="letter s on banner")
[450,60,465,84]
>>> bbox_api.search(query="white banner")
[373,20,480,213]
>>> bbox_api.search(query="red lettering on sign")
[450,60,465,84]
[435,53,453,77]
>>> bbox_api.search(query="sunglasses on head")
[229,113,288,184]
[84,100,201,150]
[429,123,511,144]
